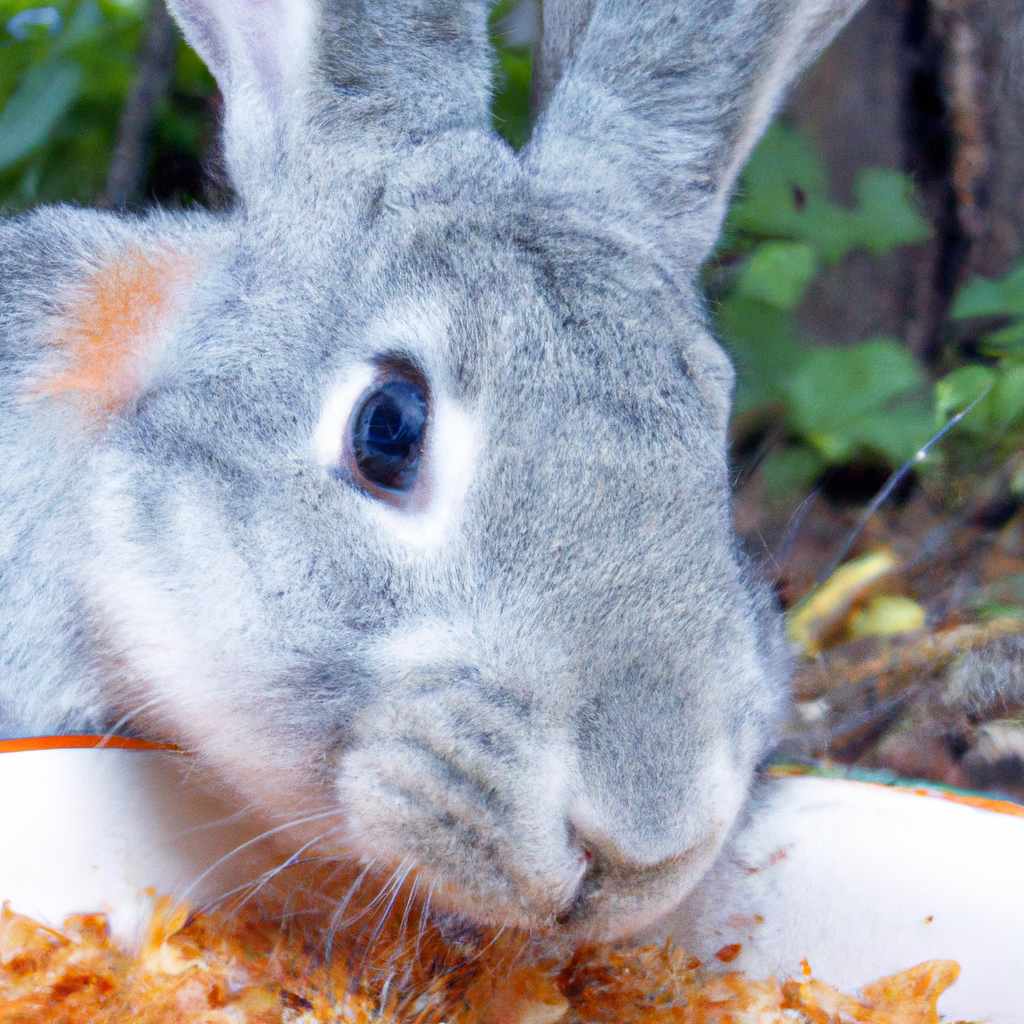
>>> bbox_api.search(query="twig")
[100,0,177,210]
[816,383,993,583]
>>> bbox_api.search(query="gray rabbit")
[0,0,863,941]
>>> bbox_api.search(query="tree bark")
[100,0,177,210]
[784,0,1024,363]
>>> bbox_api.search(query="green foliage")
[0,0,529,210]
[733,241,818,310]
[0,58,83,169]
[727,126,932,265]
[0,0,219,210]
[1,0,143,207]
[938,261,1024,450]
[950,261,1024,356]
[721,118,1024,497]
[488,0,533,151]
[782,338,930,466]
[714,124,936,494]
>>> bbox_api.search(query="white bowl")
[2,742,1022,1019]
[655,774,1024,1023]
[0,739,271,945]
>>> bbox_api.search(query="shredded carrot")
[0,894,960,1024]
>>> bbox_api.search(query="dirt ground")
[735,450,1024,805]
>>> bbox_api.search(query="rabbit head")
[20,0,863,941]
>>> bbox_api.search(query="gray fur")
[532,0,594,112]
[0,0,861,940]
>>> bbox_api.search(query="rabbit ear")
[166,0,495,195]
[525,0,865,276]
[166,0,313,99]
[165,0,315,186]
[34,243,204,424]
[531,0,593,114]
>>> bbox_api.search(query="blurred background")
[2,0,1024,803]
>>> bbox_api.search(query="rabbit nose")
[556,827,621,921]
[552,819,724,936]
[556,836,616,927]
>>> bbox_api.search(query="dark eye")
[350,378,428,493]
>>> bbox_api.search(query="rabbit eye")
[350,378,428,493]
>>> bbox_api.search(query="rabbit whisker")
[196,852,344,916]
[412,880,435,965]
[176,808,345,908]
[355,857,415,978]
[224,824,349,917]
[325,857,380,964]
[98,696,169,745]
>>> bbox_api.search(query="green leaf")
[783,339,928,465]
[852,168,933,255]
[785,338,923,434]
[54,0,105,51]
[727,125,931,265]
[979,318,1024,358]
[935,365,997,432]
[735,241,818,310]
[760,445,824,497]
[727,125,859,263]
[951,262,1024,320]
[488,0,532,150]
[491,45,531,150]
[990,365,1024,431]
[746,123,828,193]
[715,296,803,413]
[932,364,1024,438]
[0,59,83,170]
[845,400,934,465]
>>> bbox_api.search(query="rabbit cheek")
[331,684,585,930]
[33,246,199,422]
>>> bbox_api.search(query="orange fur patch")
[38,247,200,418]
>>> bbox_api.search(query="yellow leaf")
[849,595,926,640]
[788,550,897,655]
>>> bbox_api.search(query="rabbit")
[0,0,865,942]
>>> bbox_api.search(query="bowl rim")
[0,735,181,754]
[768,764,1024,819]
[3,739,1022,821]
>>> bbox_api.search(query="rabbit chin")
[416,830,725,946]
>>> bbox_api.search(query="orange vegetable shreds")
[782,960,960,1024]
[0,897,962,1024]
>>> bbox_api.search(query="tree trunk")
[784,0,1024,363]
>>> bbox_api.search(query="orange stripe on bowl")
[0,735,182,754]
[914,787,1024,820]
[769,767,1024,819]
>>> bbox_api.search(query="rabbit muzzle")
[331,649,744,942]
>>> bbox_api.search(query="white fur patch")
[84,462,315,820]
[372,394,479,550]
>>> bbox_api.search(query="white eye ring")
[312,364,377,469]
[313,361,480,547]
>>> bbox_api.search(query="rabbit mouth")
[324,813,725,946]
[548,830,725,943]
